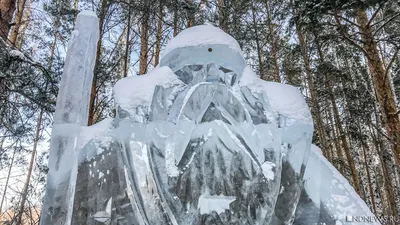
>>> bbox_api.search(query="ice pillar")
[40,11,99,225]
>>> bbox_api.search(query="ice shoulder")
[113,66,184,112]
[304,144,380,225]
[239,66,312,124]
[79,118,113,151]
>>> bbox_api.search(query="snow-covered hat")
[160,25,246,78]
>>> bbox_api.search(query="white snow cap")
[162,25,242,58]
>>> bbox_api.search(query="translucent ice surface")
[41,24,379,225]
[40,11,99,225]
[297,145,381,225]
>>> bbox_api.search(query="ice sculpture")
[41,20,380,225]
[40,10,99,225]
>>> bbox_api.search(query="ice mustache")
[174,63,237,87]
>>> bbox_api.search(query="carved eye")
[208,48,212,52]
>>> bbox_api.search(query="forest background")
[0,0,400,224]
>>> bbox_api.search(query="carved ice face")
[160,25,246,81]
[160,44,246,82]
[174,63,238,88]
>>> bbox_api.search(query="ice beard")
[145,62,282,224]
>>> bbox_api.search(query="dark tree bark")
[9,0,27,44]
[0,0,16,39]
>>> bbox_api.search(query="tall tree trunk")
[295,28,329,158]
[123,3,132,77]
[173,0,178,36]
[292,5,329,155]
[371,97,398,216]
[313,34,339,164]
[315,37,361,193]
[154,1,163,66]
[218,0,227,31]
[327,80,347,174]
[139,11,149,74]
[265,0,280,82]
[116,26,127,79]
[74,0,79,24]
[186,0,194,28]
[0,148,16,215]
[8,0,27,45]
[328,100,343,165]
[354,9,400,165]
[370,124,389,216]
[329,81,361,193]
[0,0,16,39]
[88,0,106,125]
[48,17,60,69]
[322,101,332,161]
[371,156,389,217]
[15,0,31,48]
[334,10,400,212]
[361,134,377,214]
[250,0,264,79]
[16,110,43,224]
[16,12,59,221]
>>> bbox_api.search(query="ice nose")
[205,63,237,87]
[205,63,221,83]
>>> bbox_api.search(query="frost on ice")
[261,161,276,181]
[41,22,379,225]
[198,193,236,215]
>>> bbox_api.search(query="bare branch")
[333,12,371,60]
[384,47,399,79]
[328,12,361,28]
[372,12,400,36]
[367,3,384,27]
